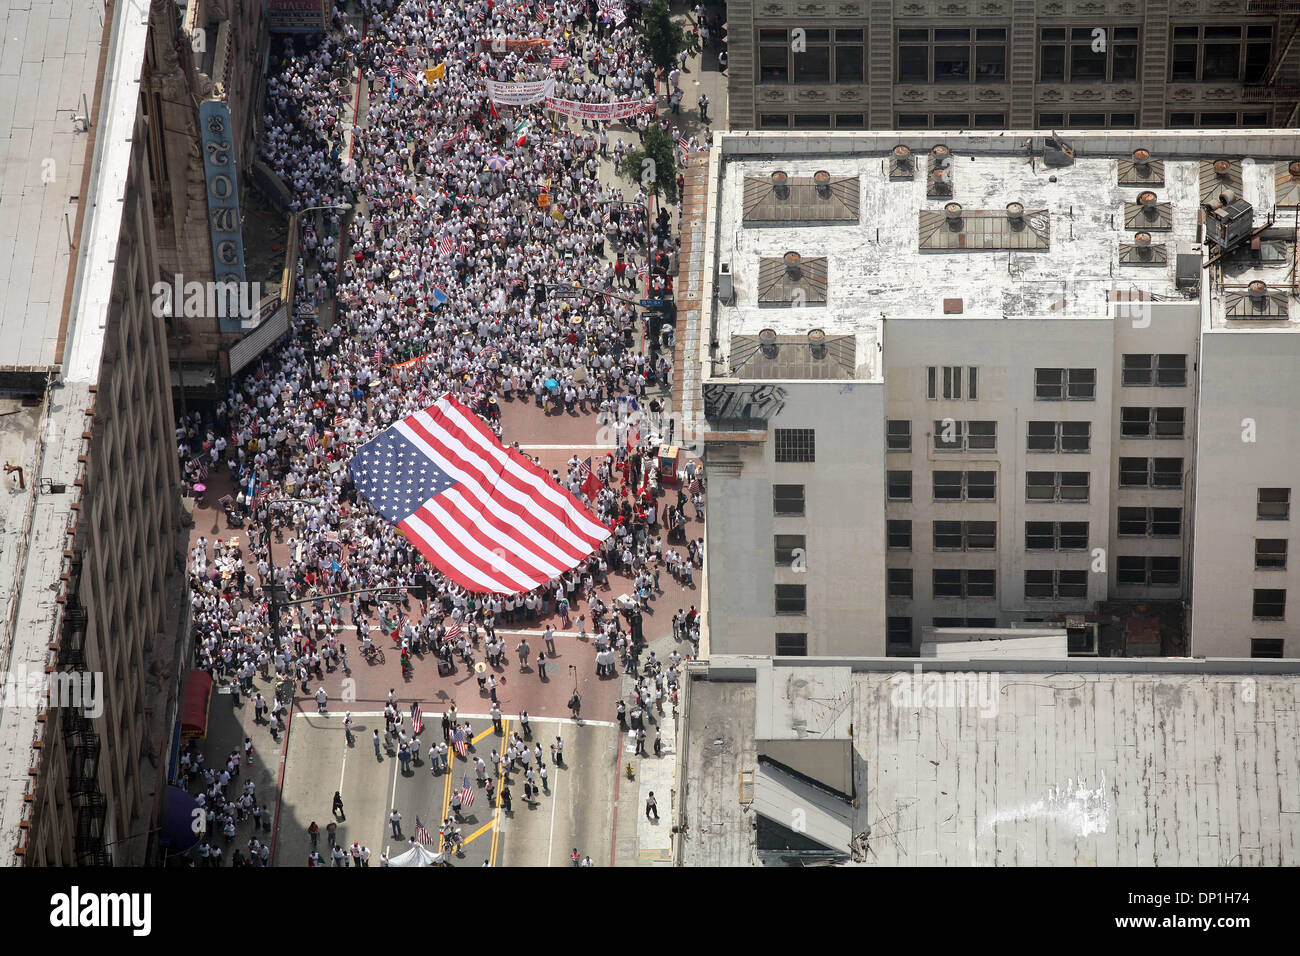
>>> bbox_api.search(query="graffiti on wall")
[702,383,788,421]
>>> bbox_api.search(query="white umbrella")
[389,842,443,867]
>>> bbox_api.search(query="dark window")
[1153,458,1183,488]
[1111,113,1138,128]
[775,633,808,656]
[933,113,971,128]
[967,521,997,550]
[898,27,1004,84]
[1037,112,1065,127]
[1258,488,1290,520]
[898,44,928,83]
[775,584,807,615]
[968,421,996,451]
[774,428,815,463]
[1151,556,1180,586]
[1256,539,1288,570]
[973,112,1006,129]
[1119,457,1149,487]
[1024,569,1055,598]
[1118,556,1181,586]
[967,472,996,500]
[1253,588,1286,620]
[1027,421,1058,452]
[888,470,913,502]
[794,31,831,84]
[1169,111,1196,126]
[934,520,964,550]
[1067,113,1107,128]
[1151,508,1182,536]
[1041,26,1140,82]
[1059,522,1089,549]
[759,31,790,83]
[1061,421,1090,452]
[1058,570,1088,598]
[1117,556,1146,585]
[933,569,962,597]
[933,569,995,598]
[887,616,913,646]
[1121,407,1186,439]
[834,113,866,128]
[888,568,914,598]
[887,519,912,550]
[934,419,964,451]
[1243,111,1270,126]
[936,521,995,550]
[759,113,791,129]
[1157,354,1187,386]
[1027,472,1088,502]
[933,617,966,628]
[773,484,805,516]
[774,534,806,567]
[1122,353,1152,385]
[1251,639,1285,659]
[927,366,937,399]
[792,114,832,129]
[934,471,963,500]
[1026,521,1087,550]
[887,419,912,452]
[967,569,996,597]
[898,113,930,129]
[1028,421,1089,452]
[836,31,865,83]
[1035,368,1063,399]
[1199,111,1237,126]
[1155,408,1185,439]
[1025,521,1055,550]
[1121,407,1152,438]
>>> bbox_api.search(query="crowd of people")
[174,0,716,865]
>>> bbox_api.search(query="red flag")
[489,102,499,119]
[580,457,602,501]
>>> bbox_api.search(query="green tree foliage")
[618,123,679,204]
[638,0,688,76]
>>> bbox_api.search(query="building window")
[1025,521,1089,550]
[1121,407,1186,439]
[933,569,996,598]
[888,470,913,502]
[1037,112,1065,127]
[834,113,867,128]
[775,632,808,656]
[836,29,865,82]
[898,27,1006,84]
[1040,26,1140,83]
[1026,471,1089,502]
[774,534,806,567]
[927,365,977,400]
[934,520,997,550]
[793,29,831,84]
[1118,507,1182,537]
[898,112,931,129]
[775,584,807,615]
[792,113,832,129]
[888,568,914,598]
[773,484,805,516]
[759,29,790,83]
[1252,638,1285,659]
[973,112,1007,128]
[887,419,912,452]
[934,419,996,451]
[1256,539,1288,570]
[1118,457,1183,489]
[887,616,913,646]
[1025,569,1089,599]
[933,470,996,501]
[887,519,912,550]
[1170,24,1272,83]
[759,113,791,128]
[1035,368,1095,400]
[1117,556,1181,586]
[774,428,815,463]
[1122,353,1187,386]
[1253,588,1286,620]
[1258,488,1290,520]
[1027,421,1090,453]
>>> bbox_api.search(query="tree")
[638,0,688,76]
[618,122,679,204]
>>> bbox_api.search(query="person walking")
[551,736,564,767]
[520,710,532,739]
[315,686,328,713]
[344,712,354,746]
[326,821,338,847]
[399,744,411,773]
[646,792,659,822]
[491,703,503,734]
[617,700,627,730]
[537,653,548,679]
[501,785,512,814]
[308,821,319,850]
[653,729,662,758]
[332,791,345,819]
[373,729,382,759]
[569,692,582,720]
[635,727,647,756]
[544,625,557,656]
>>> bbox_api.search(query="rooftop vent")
[1006,201,1024,228]
[927,145,953,198]
[1199,159,1242,204]
[945,201,963,227]
[1290,161,1300,179]
[890,145,914,179]
[1119,233,1168,265]
[1134,231,1153,260]
[1133,148,1152,172]
[771,170,790,201]
[783,250,803,280]
[807,327,826,360]
[1124,193,1174,231]
[1119,149,1165,186]
[759,328,779,358]
[813,170,832,199]
[1213,159,1232,178]
[1248,279,1269,305]
[931,144,950,162]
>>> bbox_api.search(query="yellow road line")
[472,725,496,744]
[489,718,509,866]
[462,813,498,847]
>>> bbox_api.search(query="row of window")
[761,110,1274,132]
[886,561,1181,599]
[773,483,1290,519]
[757,25,1271,86]
[885,410,1186,454]
[879,622,1285,657]
[883,514,1186,551]
[923,358,1187,403]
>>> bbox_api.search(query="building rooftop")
[683,659,1300,866]
[0,0,104,370]
[705,131,1300,385]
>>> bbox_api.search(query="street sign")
[639,298,663,307]
[377,590,405,603]
[554,285,582,299]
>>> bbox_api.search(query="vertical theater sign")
[199,100,250,333]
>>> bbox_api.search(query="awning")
[753,761,855,855]
[180,670,214,739]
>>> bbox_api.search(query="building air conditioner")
[717,262,733,301]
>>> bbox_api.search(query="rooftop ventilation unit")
[1133,148,1152,174]
[890,145,914,179]
[813,170,832,199]
[771,170,790,201]
[807,328,826,360]
[1043,130,1075,167]
[758,328,779,359]
[1290,161,1300,180]
[1175,248,1201,291]
[1138,191,1159,219]
[945,201,963,227]
[783,251,803,280]
[927,145,953,198]
[1213,159,1232,178]
[1006,201,1024,228]
[1205,194,1255,250]
[1119,148,1165,186]
[1248,279,1269,306]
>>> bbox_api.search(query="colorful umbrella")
[486,154,510,171]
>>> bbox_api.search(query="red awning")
[180,670,213,740]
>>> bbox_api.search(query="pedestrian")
[569,692,582,720]
[617,700,627,730]
[520,710,532,738]
[344,712,354,746]
[390,809,402,838]
[501,786,512,813]
[332,791,345,818]
[646,792,659,821]
[326,820,338,847]
[373,729,382,759]
[308,821,319,849]
[552,736,564,766]
[315,686,327,713]
[539,763,549,793]
[399,744,411,773]
[538,654,547,679]
[491,703,503,734]
[635,727,647,756]
[654,729,662,758]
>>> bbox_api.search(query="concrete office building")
[0,0,191,865]
[691,129,1300,659]
[726,0,1300,133]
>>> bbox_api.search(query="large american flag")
[445,618,463,640]
[414,816,435,847]
[411,701,423,735]
[453,728,468,759]
[459,774,475,807]
[348,395,611,593]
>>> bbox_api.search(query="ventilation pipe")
[771,170,790,201]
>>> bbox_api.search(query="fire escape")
[57,553,111,866]
[1243,4,1300,123]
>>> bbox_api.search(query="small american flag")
[459,774,475,807]
[403,69,422,87]
[536,5,547,21]
[438,236,454,256]
[194,457,210,479]
[636,263,649,281]
[446,618,462,640]
[580,456,602,501]
[306,432,318,452]
[454,732,467,759]
[414,816,435,846]
[677,136,690,154]
[334,414,345,429]
[411,701,423,735]
[688,477,703,496]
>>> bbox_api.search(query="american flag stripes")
[676,136,690,154]
[536,5,548,22]
[454,732,468,759]
[459,775,475,807]
[414,816,435,846]
[438,236,454,256]
[688,477,703,496]
[402,69,422,87]
[194,457,210,479]
[334,414,346,429]
[348,394,610,594]
[636,263,649,281]
[411,701,423,735]
[446,618,463,640]
[305,432,318,452]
